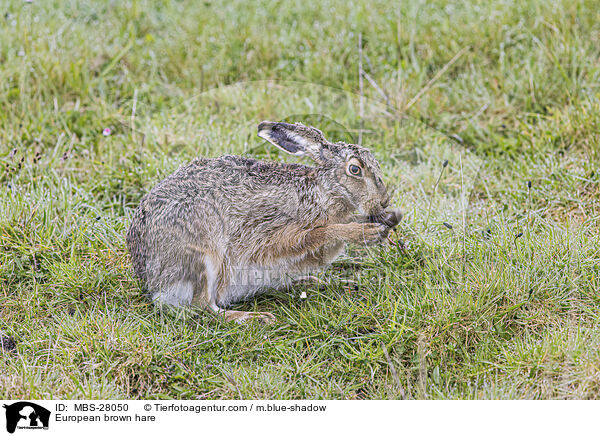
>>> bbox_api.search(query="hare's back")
[152,155,314,194]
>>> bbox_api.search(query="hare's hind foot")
[219,310,276,325]
[293,275,325,284]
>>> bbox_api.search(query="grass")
[1,0,599,399]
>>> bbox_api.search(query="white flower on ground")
[102,127,111,136]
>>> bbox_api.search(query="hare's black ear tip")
[258,121,274,132]
[257,122,274,141]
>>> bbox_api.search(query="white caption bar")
[0,400,595,436]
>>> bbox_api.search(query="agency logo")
[2,402,50,434]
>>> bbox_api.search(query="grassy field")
[1,0,599,399]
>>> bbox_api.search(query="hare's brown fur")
[127,122,400,323]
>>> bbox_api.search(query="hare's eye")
[348,164,362,177]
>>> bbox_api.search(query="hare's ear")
[257,121,330,164]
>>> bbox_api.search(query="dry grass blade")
[404,46,471,111]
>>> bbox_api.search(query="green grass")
[1,0,599,399]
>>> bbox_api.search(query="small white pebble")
[300,291,307,299]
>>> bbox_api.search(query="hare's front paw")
[356,223,389,245]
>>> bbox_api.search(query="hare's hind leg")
[191,256,276,324]
[152,280,194,307]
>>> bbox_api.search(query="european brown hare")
[127,122,401,323]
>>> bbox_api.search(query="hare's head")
[258,121,392,217]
